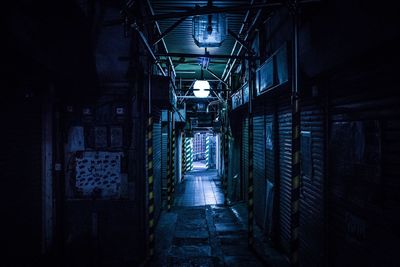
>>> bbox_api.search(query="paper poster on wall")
[266,122,273,150]
[110,127,123,148]
[67,126,85,152]
[75,151,122,198]
[94,126,107,148]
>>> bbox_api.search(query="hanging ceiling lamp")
[193,68,210,98]
[192,13,227,48]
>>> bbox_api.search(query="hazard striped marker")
[205,135,210,169]
[171,113,176,203]
[167,112,172,211]
[291,94,300,266]
[181,132,186,179]
[146,116,155,257]
[224,132,228,205]
[185,137,193,172]
[291,1,300,265]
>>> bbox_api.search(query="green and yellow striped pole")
[185,137,193,172]
[291,1,300,265]
[205,135,210,169]
[167,111,172,211]
[146,116,155,257]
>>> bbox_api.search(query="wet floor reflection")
[175,169,224,206]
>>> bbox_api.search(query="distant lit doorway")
[192,131,217,171]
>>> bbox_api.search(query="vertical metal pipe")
[167,111,172,211]
[147,63,155,257]
[248,56,255,246]
[171,112,176,200]
[223,131,229,205]
[146,116,154,257]
[290,1,300,266]
[181,132,186,180]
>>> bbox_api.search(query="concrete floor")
[151,170,268,266]
[174,170,224,206]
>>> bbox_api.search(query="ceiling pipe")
[206,99,222,113]
[145,0,176,78]
[177,96,218,99]
[156,52,257,60]
[220,0,256,81]
[222,7,263,82]
[148,2,283,22]
[135,27,166,76]
[204,68,230,88]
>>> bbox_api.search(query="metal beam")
[145,0,176,78]
[222,8,263,81]
[153,16,186,46]
[156,52,257,60]
[221,0,256,81]
[177,96,218,99]
[228,29,253,54]
[148,2,284,22]
[204,68,230,88]
[136,28,166,76]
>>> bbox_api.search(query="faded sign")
[67,126,85,152]
[75,151,122,198]
[94,126,107,148]
[110,127,123,148]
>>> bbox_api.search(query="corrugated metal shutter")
[328,93,400,266]
[242,117,249,200]
[161,126,168,199]
[265,109,276,237]
[265,113,275,183]
[299,100,325,267]
[278,100,292,253]
[253,108,266,227]
[153,117,162,221]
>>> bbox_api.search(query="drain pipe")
[290,0,300,266]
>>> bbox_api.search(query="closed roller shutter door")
[265,113,275,183]
[299,100,325,267]
[278,101,292,253]
[161,126,168,199]
[242,117,249,200]
[152,117,162,221]
[253,111,266,227]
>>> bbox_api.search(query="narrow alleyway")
[151,170,264,266]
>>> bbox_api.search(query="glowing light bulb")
[193,80,210,98]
